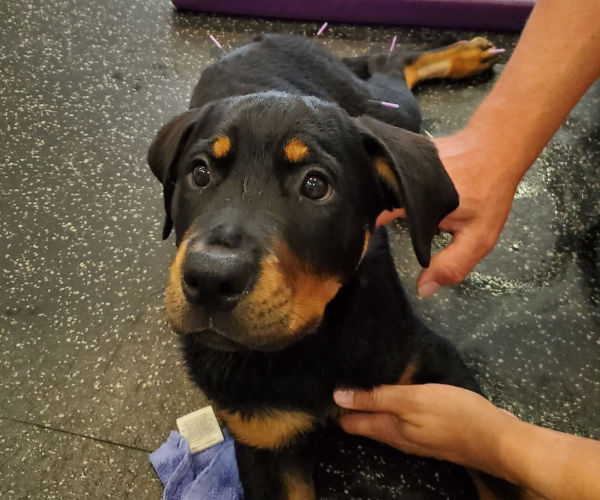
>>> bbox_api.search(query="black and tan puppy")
[148,34,524,499]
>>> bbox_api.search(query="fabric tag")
[176,406,225,454]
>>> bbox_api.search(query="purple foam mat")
[172,0,535,32]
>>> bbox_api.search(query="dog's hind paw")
[404,36,503,88]
[445,37,503,79]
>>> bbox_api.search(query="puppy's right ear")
[357,116,459,268]
[147,108,204,240]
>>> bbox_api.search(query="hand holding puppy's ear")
[357,116,459,268]
[415,132,517,297]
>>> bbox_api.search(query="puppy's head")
[148,92,457,351]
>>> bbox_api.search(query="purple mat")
[172,0,535,31]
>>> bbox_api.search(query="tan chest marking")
[217,408,316,449]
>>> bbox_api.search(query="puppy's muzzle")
[182,245,257,311]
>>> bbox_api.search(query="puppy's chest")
[191,349,345,450]
[205,353,402,452]
[214,405,324,450]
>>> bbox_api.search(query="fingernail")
[334,389,354,407]
[418,281,440,298]
[488,48,506,54]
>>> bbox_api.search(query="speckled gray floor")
[0,0,598,499]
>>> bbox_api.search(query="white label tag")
[176,406,225,454]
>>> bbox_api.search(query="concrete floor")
[0,0,598,499]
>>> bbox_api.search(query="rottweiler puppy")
[148,34,525,499]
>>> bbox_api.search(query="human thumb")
[334,387,399,413]
[417,231,490,298]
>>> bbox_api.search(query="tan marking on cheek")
[217,408,315,449]
[165,233,209,334]
[276,242,341,334]
[212,135,231,158]
[247,254,288,304]
[283,472,316,500]
[373,157,400,198]
[165,238,189,331]
[235,242,340,337]
[236,253,293,333]
[289,274,340,333]
[284,138,309,163]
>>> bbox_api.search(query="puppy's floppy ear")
[147,108,204,240]
[357,116,459,268]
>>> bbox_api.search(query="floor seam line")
[0,415,153,454]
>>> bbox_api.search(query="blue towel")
[150,430,243,500]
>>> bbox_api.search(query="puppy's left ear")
[357,116,459,268]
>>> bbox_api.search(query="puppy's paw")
[446,37,503,79]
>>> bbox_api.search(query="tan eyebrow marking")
[212,135,231,158]
[284,138,309,163]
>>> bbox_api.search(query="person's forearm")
[498,419,600,500]
[467,0,600,185]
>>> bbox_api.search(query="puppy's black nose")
[182,248,256,311]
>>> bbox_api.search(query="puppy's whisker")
[282,321,301,337]
[286,310,314,331]
[143,285,168,302]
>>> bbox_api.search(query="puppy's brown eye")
[301,173,331,201]
[191,162,210,187]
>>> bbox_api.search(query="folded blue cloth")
[150,430,243,500]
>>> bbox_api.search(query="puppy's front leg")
[234,441,315,500]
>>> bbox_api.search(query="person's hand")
[377,127,527,298]
[333,383,518,479]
